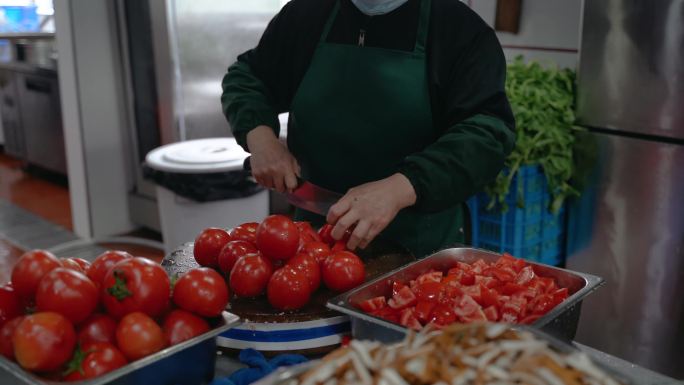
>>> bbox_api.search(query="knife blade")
[243,156,343,216]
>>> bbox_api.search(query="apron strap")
[320,1,341,45]
[414,0,431,54]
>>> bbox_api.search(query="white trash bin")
[145,138,269,253]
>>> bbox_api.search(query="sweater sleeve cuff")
[397,162,427,210]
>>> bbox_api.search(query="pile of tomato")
[193,215,366,311]
[358,254,569,330]
[0,249,229,381]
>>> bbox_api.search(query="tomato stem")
[63,345,87,377]
[107,270,132,301]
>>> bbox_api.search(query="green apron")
[289,0,463,257]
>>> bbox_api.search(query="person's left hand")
[326,173,417,250]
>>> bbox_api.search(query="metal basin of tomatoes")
[0,311,240,385]
[327,247,604,343]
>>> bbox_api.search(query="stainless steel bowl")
[327,247,604,343]
[0,311,240,385]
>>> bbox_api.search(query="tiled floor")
[0,151,164,283]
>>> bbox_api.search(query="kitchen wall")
[466,0,582,68]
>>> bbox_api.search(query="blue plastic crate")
[467,165,567,266]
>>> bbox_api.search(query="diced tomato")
[502,296,527,319]
[414,301,436,323]
[461,285,482,303]
[414,281,444,303]
[512,258,527,273]
[515,266,536,285]
[501,312,518,323]
[551,287,569,304]
[454,295,481,318]
[444,284,463,300]
[392,281,406,297]
[483,306,499,321]
[460,272,476,286]
[471,259,488,274]
[460,307,487,323]
[369,307,400,323]
[399,308,422,330]
[409,279,419,291]
[441,273,461,287]
[358,296,387,312]
[485,266,516,282]
[475,275,500,289]
[416,271,443,284]
[479,285,500,308]
[538,277,556,291]
[498,282,526,296]
[530,294,556,314]
[428,304,457,326]
[388,286,417,310]
[455,262,472,272]
[497,253,517,266]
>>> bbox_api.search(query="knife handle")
[243,156,304,186]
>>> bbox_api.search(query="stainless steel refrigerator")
[567,0,684,378]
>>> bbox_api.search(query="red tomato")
[414,301,436,324]
[77,314,117,346]
[399,308,422,330]
[11,250,62,300]
[0,285,22,327]
[498,282,526,296]
[331,240,347,252]
[0,316,24,359]
[61,258,86,273]
[230,222,259,244]
[36,268,99,324]
[267,266,311,311]
[460,307,488,323]
[550,287,569,304]
[256,215,300,262]
[70,258,91,271]
[299,241,331,265]
[388,286,417,310]
[217,240,258,274]
[321,251,365,293]
[116,312,165,361]
[230,254,273,297]
[14,312,76,372]
[479,285,500,308]
[287,253,321,291]
[193,228,231,268]
[317,224,335,245]
[460,272,476,286]
[295,222,322,244]
[173,268,229,318]
[64,342,127,380]
[485,266,516,282]
[87,251,133,288]
[358,297,387,313]
[102,258,170,319]
[162,309,210,346]
[414,281,444,303]
[429,304,457,326]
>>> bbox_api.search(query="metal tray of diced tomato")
[327,247,604,343]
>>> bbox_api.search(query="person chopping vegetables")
[222,0,515,257]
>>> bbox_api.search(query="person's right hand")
[246,125,300,193]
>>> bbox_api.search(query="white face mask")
[350,0,410,15]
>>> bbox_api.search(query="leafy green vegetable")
[485,56,580,213]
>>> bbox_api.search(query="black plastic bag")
[143,164,264,203]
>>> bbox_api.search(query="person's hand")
[326,174,417,250]
[246,125,300,193]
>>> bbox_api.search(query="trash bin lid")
[145,138,249,174]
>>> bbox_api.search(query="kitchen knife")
[243,156,343,216]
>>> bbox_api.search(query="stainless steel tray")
[327,247,604,343]
[0,311,241,385]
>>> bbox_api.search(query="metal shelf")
[0,32,55,40]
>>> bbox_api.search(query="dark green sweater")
[222,0,515,212]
